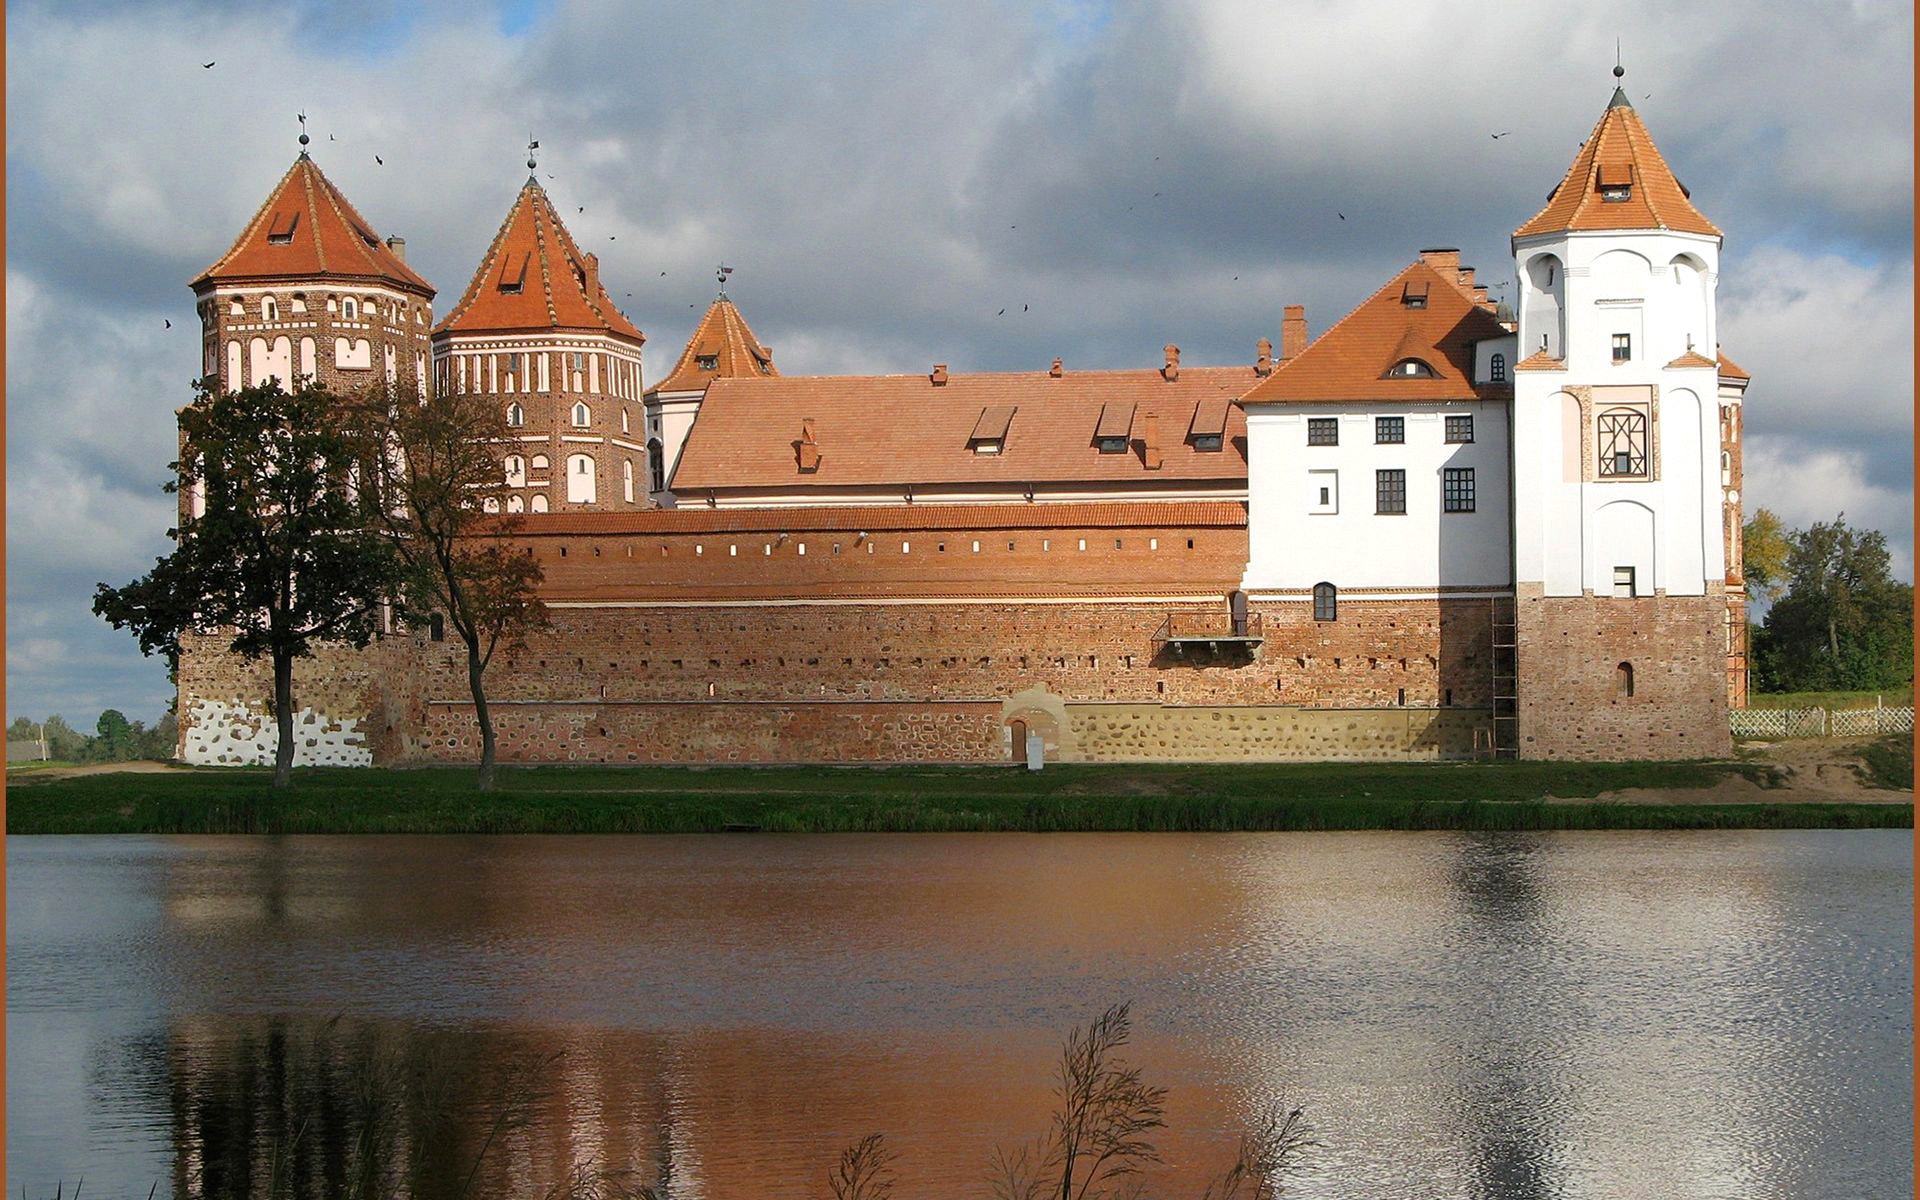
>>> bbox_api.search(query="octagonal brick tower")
[432,175,647,512]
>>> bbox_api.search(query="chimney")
[930,363,948,385]
[1161,343,1180,382]
[1141,412,1163,470]
[1255,337,1274,376]
[1473,285,1491,309]
[1281,305,1307,360]
[796,418,821,472]
[1418,246,1460,275]
[384,235,407,262]
[1049,357,1063,377]
[583,252,601,297]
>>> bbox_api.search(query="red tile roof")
[1238,261,1512,405]
[1665,349,1718,369]
[1513,91,1720,241]
[649,296,776,394]
[1716,351,1751,382]
[1513,349,1566,371]
[499,500,1247,536]
[435,179,642,343]
[192,154,433,296]
[668,365,1257,493]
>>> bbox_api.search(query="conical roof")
[1513,92,1720,241]
[435,178,643,343]
[192,153,433,295]
[649,295,776,394]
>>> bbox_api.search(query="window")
[571,352,586,370]
[1308,470,1338,514]
[1307,417,1339,446]
[1615,662,1635,696]
[1388,359,1435,378]
[1375,469,1406,514]
[1312,582,1337,622]
[341,297,357,320]
[1445,414,1474,444]
[566,454,596,503]
[623,459,635,503]
[571,402,591,427]
[506,495,523,513]
[621,407,631,434]
[1613,566,1637,598]
[507,352,521,374]
[506,402,524,427]
[1597,408,1648,477]
[1375,416,1404,444]
[530,494,548,513]
[1490,353,1506,382]
[1192,433,1223,452]
[696,354,718,370]
[263,297,278,321]
[530,454,549,473]
[504,455,525,486]
[1096,435,1127,454]
[1612,333,1631,363]
[1442,467,1475,512]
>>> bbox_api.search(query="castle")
[174,79,1748,766]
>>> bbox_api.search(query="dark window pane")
[1375,416,1404,444]
[1376,469,1406,514]
[1443,467,1476,512]
[1307,418,1339,446]
[1445,415,1474,443]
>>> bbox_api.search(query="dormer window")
[1401,280,1430,308]
[1096,436,1127,454]
[1192,433,1224,453]
[498,251,529,295]
[1093,402,1134,455]
[973,439,1003,455]
[696,355,719,370]
[266,211,298,244]
[1597,162,1633,203]
[1388,359,1435,378]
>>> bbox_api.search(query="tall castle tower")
[191,145,435,399]
[432,169,646,513]
[642,285,776,505]
[1508,72,1738,758]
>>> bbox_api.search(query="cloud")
[4,0,1912,719]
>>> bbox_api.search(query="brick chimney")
[1161,343,1180,382]
[930,363,948,385]
[1255,337,1274,376]
[1141,412,1163,470]
[583,252,601,297]
[796,418,821,472]
[1280,306,1307,360]
[1418,246,1460,275]
[384,235,407,262]
[1049,357,1063,377]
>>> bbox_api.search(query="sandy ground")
[1573,738,1913,806]
[6,760,187,783]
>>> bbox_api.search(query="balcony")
[1152,611,1263,658]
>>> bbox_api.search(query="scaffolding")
[1489,595,1518,757]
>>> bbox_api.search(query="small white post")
[1025,730,1044,771]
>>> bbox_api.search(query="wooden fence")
[1731,704,1914,739]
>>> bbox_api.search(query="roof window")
[696,355,718,370]
[498,252,529,295]
[1387,359,1436,379]
[1401,280,1430,308]
[969,405,1015,454]
[1094,402,1135,454]
[1597,162,1633,202]
[266,211,299,245]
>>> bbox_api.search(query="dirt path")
[7,760,191,784]
[1571,739,1912,806]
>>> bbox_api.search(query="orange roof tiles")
[650,296,777,394]
[1238,261,1512,405]
[435,178,643,343]
[1513,91,1720,241]
[1514,348,1566,371]
[1665,349,1718,369]
[668,365,1257,493]
[193,154,433,295]
[500,500,1247,537]
[1716,351,1751,382]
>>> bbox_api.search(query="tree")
[349,383,546,791]
[95,380,402,788]
[1742,508,1792,605]
[41,715,90,762]
[1755,514,1914,692]
[94,709,135,762]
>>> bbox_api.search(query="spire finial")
[716,262,733,299]
[526,134,540,175]
[297,111,309,152]
[1607,44,1632,107]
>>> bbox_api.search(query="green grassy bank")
[7,759,1909,834]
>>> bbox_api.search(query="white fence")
[1732,704,1914,739]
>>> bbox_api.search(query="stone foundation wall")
[1059,703,1492,762]
[1514,587,1732,761]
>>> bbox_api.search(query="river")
[6,831,1912,1198]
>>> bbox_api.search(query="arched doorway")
[1009,719,1028,763]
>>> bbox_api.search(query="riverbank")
[7,751,1910,834]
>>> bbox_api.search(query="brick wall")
[1513,586,1732,760]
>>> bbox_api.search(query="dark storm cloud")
[5,0,1911,720]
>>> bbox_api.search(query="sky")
[5,0,1913,724]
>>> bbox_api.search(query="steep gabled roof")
[435,178,643,343]
[1716,350,1751,382]
[669,365,1255,493]
[1238,261,1512,405]
[1513,89,1720,241]
[192,153,433,295]
[649,296,777,394]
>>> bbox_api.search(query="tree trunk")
[467,638,497,792]
[1828,616,1839,659]
[272,649,295,789]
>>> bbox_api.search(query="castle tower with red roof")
[642,286,776,505]
[432,172,646,513]
[1507,71,1740,756]
[192,147,435,398]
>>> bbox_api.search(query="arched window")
[530,493,549,513]
[566,454,596,503]
[647,438,665,493]
[1597,408,1649,477]
[506,402,524,428]
[263,297,278,322]
[1490,353,1506,383]
[1615,662,1635,697]
[506,495,524,513]
[530,454,549,472]
[623,458,635,503]
[1386,359,1435,379]
[621,407,631,434]
[482,497,501,514]
[571,402,591,428]
[341,297,357,321]
[504,455,525,486]
[1312,582,1337,622]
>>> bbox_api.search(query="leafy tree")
[1755,514,1914,692]
[348,384,547,791]
[94,709,135,762]
[94,380,403,788]
[1742,508,1792,605]
[41,715,89,762]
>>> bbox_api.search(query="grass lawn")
[1747,689,1913,710]
[6,759,1908,834]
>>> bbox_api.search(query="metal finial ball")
[527,157,537,170]
[298,132,310,146]
[1613,64,1625,78]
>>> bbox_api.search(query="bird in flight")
[328,133,336,141]
[374,155,384,165]
[660,271,667,276]
[1337,212,1346,221]
[609,235,616,240]
[1490,131,1511,139]
[1022,304,1028,312]
[578,206,584,213]
[201,61,215,69]
[997,308,1006,316]
[164,319,172,329]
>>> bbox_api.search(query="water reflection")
[7,832,1912,1199]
